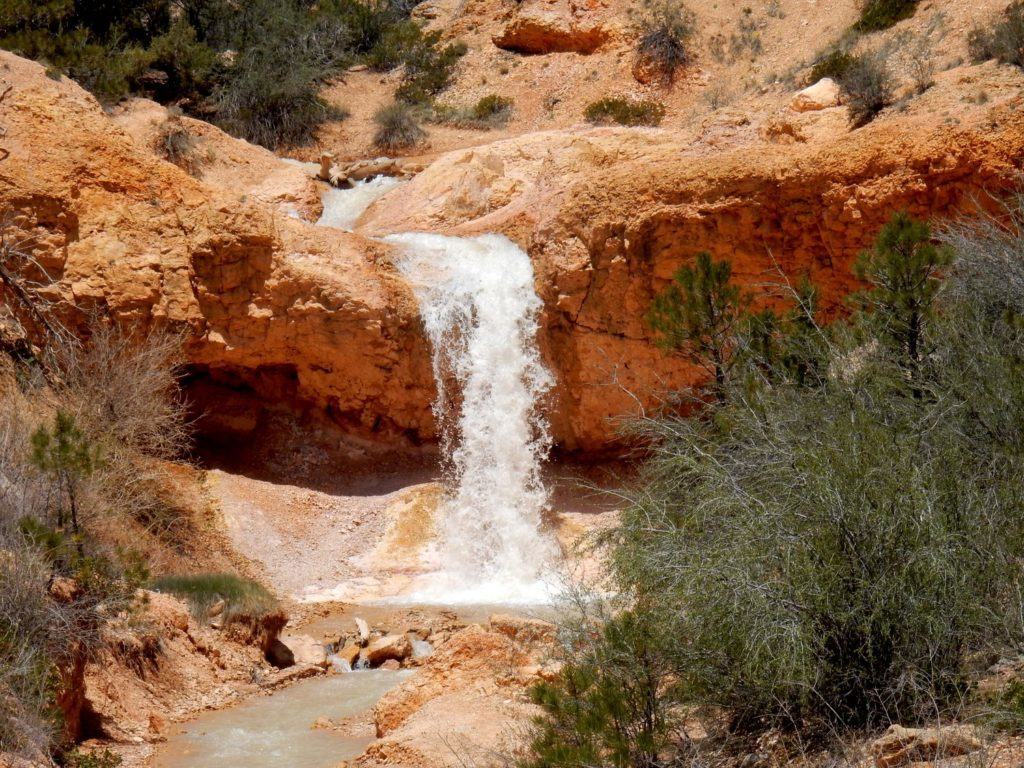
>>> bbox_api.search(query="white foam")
[386,232,558,601]
[317,176,404,231]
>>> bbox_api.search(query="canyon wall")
[0,53,435,465]
[3,51,1024,456]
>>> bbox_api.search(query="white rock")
[790,78,841,112]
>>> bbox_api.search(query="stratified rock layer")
[363,96,1024,450]
[0,52,434,454]
[4,51,1024,453]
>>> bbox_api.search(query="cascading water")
[386,232,557,603]
[317,176,405,231]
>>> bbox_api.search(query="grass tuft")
[373,101,426,151]
[584,97,665,127]
[150,573,277,622]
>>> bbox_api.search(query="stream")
[154,669,412,768]
[152,160,562,767]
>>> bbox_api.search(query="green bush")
[968,2,1024,68]
[212,43,347,149]
[151,573,277,622]
[808,48,856,84]
[854,0,919,32]
[431,94,513,129]
[0,0,463,148]
[394,32,467,105]
[373,101,426,151]
[523,208,1024,765]
[522,611,679,768]
[635,0,695,84]
[609,211,1024,733]
[646,251,749,398]
[584,97,665,127]
[365,18,424,71]
[0,0,165,103]
[138,20,218,105]
[472,94,513,121]
[837,50,893,126]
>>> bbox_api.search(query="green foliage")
[431,93,513,129]
[0,541,66,757]
[646,252,749,396]
[364,18,423,70]
[837,49,893,127]
[0,0,194,103]
[0,0,461,148]
[522,611,679,768]
[609,211,1024,735]
[140,20,217,104]
[151,573,278,622]
[62,748,122,768]
[31,412,99,537]
[808,49,856,84]
[635,0,695,84]
[394,32,467,105]
[522,209,1024,765]
[320,0,409,56]
[979,677,1024,734]
[968,2,1024,68]
[18,518,148,600]
[583,97,665,127]
[373,100,425,151]
[854,0,919,32]
[472,94,513,121]
[853,212,951,378]
[208,0,351,148]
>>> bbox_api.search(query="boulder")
[337,642,361,668]
[790,78,841,112]
[380,659,401,670]
[361,634,412,666]
[355,617,371,646]
[492,0,609,54]
[259,663,323,690]
[869,724,982,768]
[281,633,329,668]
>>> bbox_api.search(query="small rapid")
[317,176,405,231]
[385,232,557,603]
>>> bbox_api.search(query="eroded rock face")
[0,52,435,455]
[75,591,283,743]
[362,103,1024,451]
[4,50,1024,456]
[492,0,614,54]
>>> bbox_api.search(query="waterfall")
[386,232,557,602]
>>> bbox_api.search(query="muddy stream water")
[154,669,412,768]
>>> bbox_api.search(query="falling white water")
[317,176,405,231]
[386,232,558,603]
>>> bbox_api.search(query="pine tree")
[646,251,749,399]
[854,212,951,388]
[31,411,99,538]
